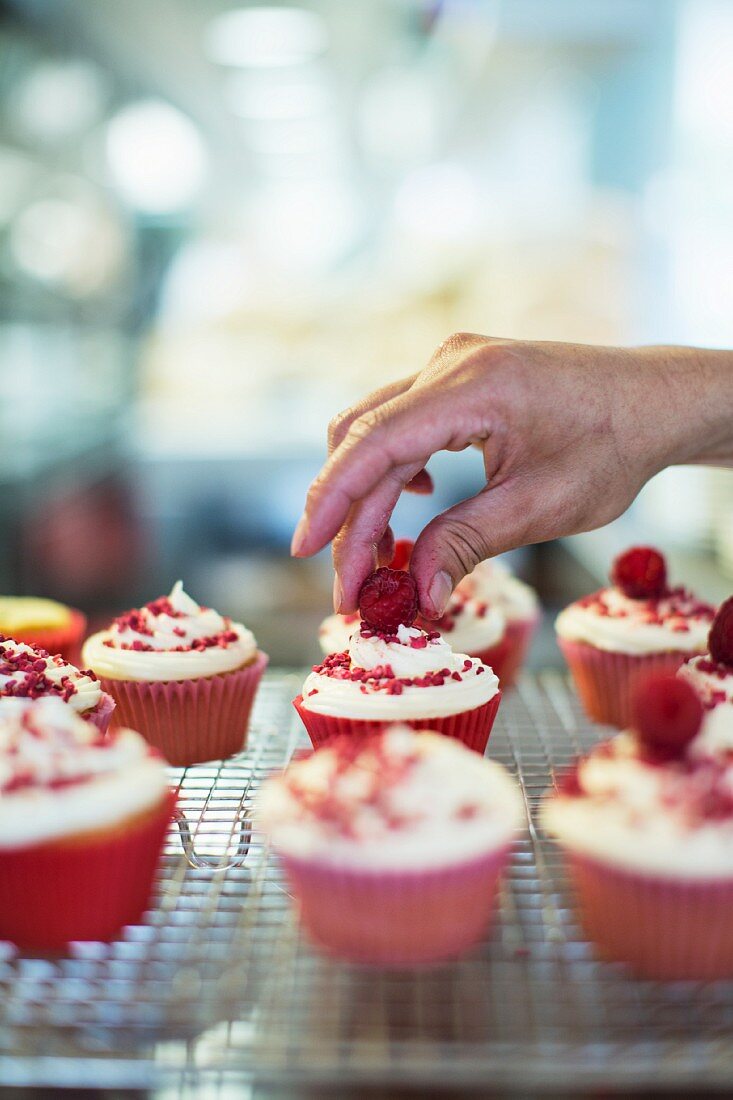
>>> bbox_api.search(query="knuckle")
[327,408,354,448]
[347,410,384,445]
[441,517,486,575]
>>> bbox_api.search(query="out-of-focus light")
[225,68,332,119]
[205,6,328,68]
[0,146,36,224]
[250,177,362,272]
[393,162,482,243]
[159,240,254,325]
[359,67,440,165]
[11,60,107,144]
[106,100,207,215]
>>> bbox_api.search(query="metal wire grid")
[1,672,733,1092]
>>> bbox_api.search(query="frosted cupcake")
[82,582,268,767]
[0,596,86,663]
[298,568,501,754]
[0,696,173,950]
[543,673,733,979]
[319,549,539,688]
[555,546,715,728]
[258,726,523,964]
[0,635,114,733]
[678,596,733,753]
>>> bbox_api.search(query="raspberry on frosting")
[631,673,703,761]
[358,568,419,634]
[709,596,733,668]
[610,546,668,599]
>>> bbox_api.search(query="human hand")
[291,335,733,617]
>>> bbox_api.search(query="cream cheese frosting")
[82,581,257,682]
[542,731,733,878]
[257,726,522,869]
[318,558,537,657]
[302,624,499,720]
[0,636,101,714]
[0,697,170,849]
[555,586,715,655]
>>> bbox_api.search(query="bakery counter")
[0,670,732,1094]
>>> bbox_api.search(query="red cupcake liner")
[0,788,176,951]
[9,609,88,665]
[565,850,733,980]
[279,844,511,965]
[84,691,116,735]
[293,690,501,755]
[102,652,268,767]
[557,638,692,729]
[472,615,540,688]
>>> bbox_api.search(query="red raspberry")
[610,546,668,599]
[389,539,414,571]
[709,596,733,667]
[358,568,419,634]
[631,674,702,761]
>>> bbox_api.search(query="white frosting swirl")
[542,732,733,877]
[555,587,714,654]
[0,636,101,714]
[82,581,257,682]
[0,697,170,849]
[318,558,537,657]
[258,726,522,869]
[679,656,733,757]
[302,625,499,720]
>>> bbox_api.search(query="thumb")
[410,481,532,617]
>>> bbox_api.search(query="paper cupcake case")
[293,690,502,755]
[565,851,733,980]
[473,615,540,688]
[102,652,268,767]
[557,638,692,729]
[85,691,116,735]
[279,843,512,965]
[0,789,176,951]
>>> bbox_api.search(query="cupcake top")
[555,546,715,655]
[677,597,733,756]
[0,597,74,634]
[0,697,169,849]
[0,636,101,714]
[82,581,257,682]
[542,674,733,878]
[319,555,535,657]
[303,624,499,720]
[258,725,522,869]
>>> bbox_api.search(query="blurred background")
[1,0,732,666]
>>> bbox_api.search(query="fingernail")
[428,570,452,616]
[290,514,308,556]
[333,574,343,613]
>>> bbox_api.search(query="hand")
[291,335,733,617]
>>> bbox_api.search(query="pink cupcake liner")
[565,851,733,980]
[279,844,512,965]
[293,690,502,755]
[102,651,268,767]
[84,691,116,735]
[0,789,176,951]
[472,615,540,688]
[557,638,692,729]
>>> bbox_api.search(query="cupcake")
[555,546,716,728]
[0,596,86,663]
[319,548,539,688]
[678,596,733,753]
[0,634,115,733]
[0,696,174,950]
[297,568,501,754]
[82,582,268,767]
[542,673,733,979]
[258,725,523,964]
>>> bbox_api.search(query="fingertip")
[425,569,452,618]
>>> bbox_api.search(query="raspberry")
[631,674,702,761]
[358,568,419,634]
[389,539,414,571]
[709,596,733,667]
[610,546,668,599]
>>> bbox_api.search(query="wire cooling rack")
[2,671,733,1093]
